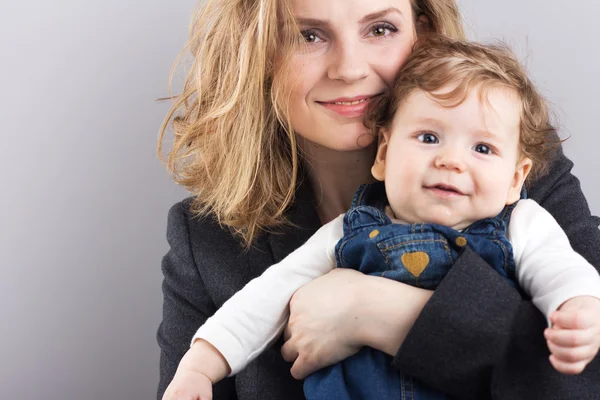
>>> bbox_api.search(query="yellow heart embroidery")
[401,252,430,277]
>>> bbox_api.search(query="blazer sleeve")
[156,201,237,400]
[393,149,600,400]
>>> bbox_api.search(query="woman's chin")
[298,133,376,153]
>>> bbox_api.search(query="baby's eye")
[473,144,492,155]
[417,133,439,144]
[300,30,322,44]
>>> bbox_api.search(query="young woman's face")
[286,0,417,151]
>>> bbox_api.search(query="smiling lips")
[318,94,381,118]
[425,184,466,199]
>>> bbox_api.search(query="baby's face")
[371,85,531,230]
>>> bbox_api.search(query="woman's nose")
[326,41,368,83]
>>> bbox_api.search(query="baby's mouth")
[425,184,465,196]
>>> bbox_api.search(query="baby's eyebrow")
[470,128,506,143]
[472,128,496,138]
[411,117,445,129]
[411,116,506,143]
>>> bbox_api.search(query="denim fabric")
[304,182,520,400]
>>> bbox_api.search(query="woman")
[157,0,600,398]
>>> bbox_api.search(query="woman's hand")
[280,268,433,379]
[280,268,365,379]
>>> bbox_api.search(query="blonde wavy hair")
[158,0,466,245]
[367,36,560,183]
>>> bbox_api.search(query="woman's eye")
[369,23,398,38]
[473,144,492,155]
[417,133,439,144]
[300,30,322,43]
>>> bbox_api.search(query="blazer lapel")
[268,178,321,263]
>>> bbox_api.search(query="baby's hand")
[162,368,212,400]
[544,296,600,375]
[162,339,230,400]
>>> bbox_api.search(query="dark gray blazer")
[157,148,600,400]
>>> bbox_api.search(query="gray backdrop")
[0,1,598,399]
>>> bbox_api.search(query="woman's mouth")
[318,94,382,118]
[331,98,370,106]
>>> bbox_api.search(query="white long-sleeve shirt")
[193,199,600,375]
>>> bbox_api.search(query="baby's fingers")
[546,340,597,364]
[549,354,588,375]
[163,389,201,400]
[544,327,595,348]
[550,310,595,330]
[162,371,213,400]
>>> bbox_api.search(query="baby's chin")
[391,207,477,231]
[423,216,474,231]
[428,211,475,230]
[422,206,506,230]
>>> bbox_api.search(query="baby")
[163,37,600,400]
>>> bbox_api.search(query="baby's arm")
[162,215,344,400]
[193,214,343,375]
[509,199,600,374]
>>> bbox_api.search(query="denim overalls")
[304,182,521,400]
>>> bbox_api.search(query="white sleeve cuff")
[192,310,288,375]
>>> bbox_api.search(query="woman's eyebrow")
[296,7,404,27]
[295,17,330,28]
[359,7,405,24]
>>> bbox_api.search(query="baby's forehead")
[403,82,521,107]
[407,83,520,114]
[395,85,523,139]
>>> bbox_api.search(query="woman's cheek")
[378,39,417,85]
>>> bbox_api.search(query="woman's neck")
[299,138,376,224]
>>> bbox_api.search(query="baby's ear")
[371,130,390,181]
[507,157,532,204]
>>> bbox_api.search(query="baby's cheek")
[485,186,512,215]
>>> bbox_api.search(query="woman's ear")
[507,157,532,204]
[371,130,390,181]
[415,13,432,36]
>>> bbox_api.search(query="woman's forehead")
[290,0,413,22]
